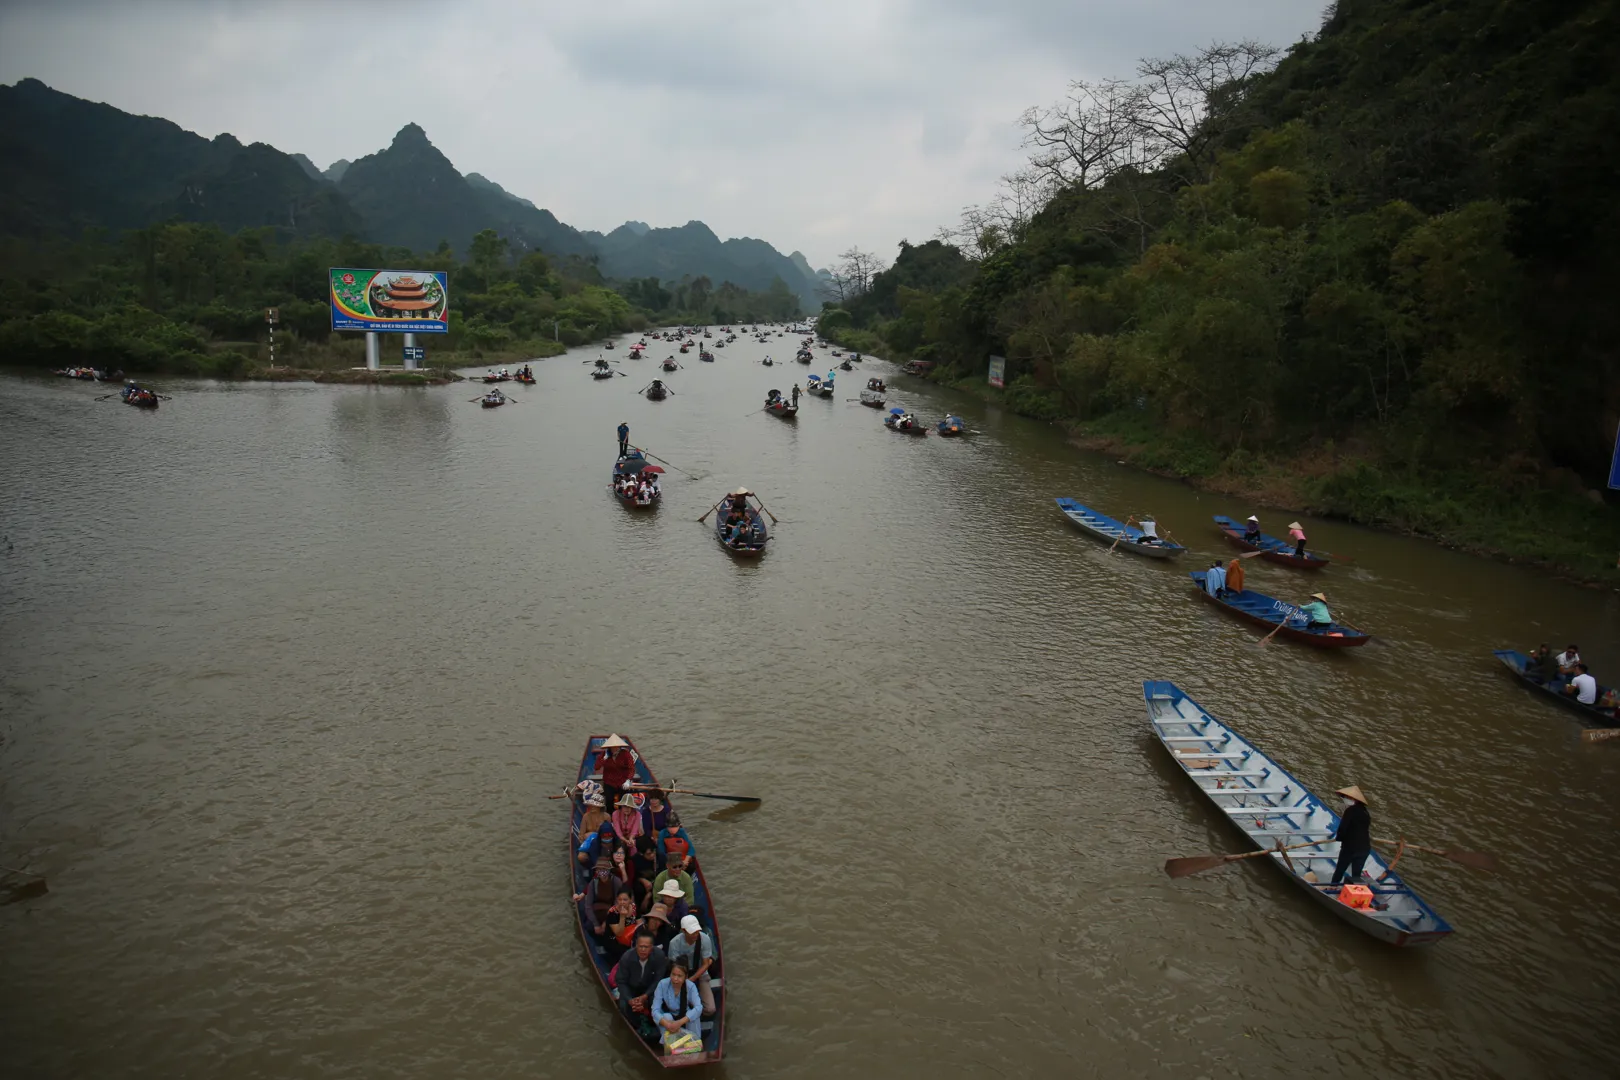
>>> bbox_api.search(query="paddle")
[629,784,760,804]
[697,499,725,523]
[750,495,781,524]
[1580,725,1620,744]
[1258,609,1293,646]
[1164,839,1329,879]
[1372,837,1499,872]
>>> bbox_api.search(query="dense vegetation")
[0,224,802,377]
[824,0,1619,577]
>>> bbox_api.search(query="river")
[2,335,1618,1079]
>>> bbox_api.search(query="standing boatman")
[617,421,630,458]
[1330,786,1372,885]
[791,383,801,406]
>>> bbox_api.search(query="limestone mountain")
[0,78,362,239]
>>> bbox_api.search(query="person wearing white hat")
[666,914,716,1014]
[1288,520,1308,557]
[1330,786,1372,886]
[1243,515,1262,542]
[1293,592,1333,628]
[595,734,637,810]
[655,876,691,924]
[651,852,695,911]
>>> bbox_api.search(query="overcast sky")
[0,0,1324,267]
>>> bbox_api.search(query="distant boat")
[1189,572,1370,647]
[1493,649,1619,732]
[714,488,769,555]
[1144,680,1452,947]
[937,415,966,437]
[1214,515,1330,570]
[884,407,927,435]
[480,389,507,408]
[1053,499,1184,558]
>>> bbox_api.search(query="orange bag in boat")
[1338,883,1373,909]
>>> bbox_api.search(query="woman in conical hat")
[1330,785,1372,885]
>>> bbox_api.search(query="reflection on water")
[1,350,1619,1079]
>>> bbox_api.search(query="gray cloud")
[0,0,1323,266]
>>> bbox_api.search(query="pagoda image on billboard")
[370,274,442,320]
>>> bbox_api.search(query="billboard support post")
[403,332,417,370]
[365,332,380,371]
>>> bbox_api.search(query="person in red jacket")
[596,733,637,809]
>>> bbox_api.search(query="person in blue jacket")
[617,422,630,457]
[652,956,705,1051]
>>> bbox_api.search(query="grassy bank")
[919,369,1620,586]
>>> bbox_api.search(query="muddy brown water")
[2,340,1618,1079]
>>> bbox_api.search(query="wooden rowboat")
[1213,515,1329,570]
[1053,499,1185,558]
[1493,649,1620,737]
[570,736,726,1066]
[714,489,768,556]
[1188,572,1370,647]
[1144,680,1452,947]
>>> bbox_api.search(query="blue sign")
[1611,421,1620,490]
[403,346,425,362]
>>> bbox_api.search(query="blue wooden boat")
[937,415,966,437]
[570,735,726,1066]
[611,450,661,509]
[714,489,768,556]
[1493,649,1620,736]
[1213,515,1329,570]
[1144,681,1452,947]
[1054,499,1185,559]
[1188,572,1369,647]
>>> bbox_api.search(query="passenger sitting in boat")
[605,890,640,962]
[659,809,689,860]
[578,820,618,865]
[613,931,670,1034]
[1530,643,1559,684]
[667,914,717,1015]
[1225,556,1245,595]
[652,956,704,1050]
[1204,561,1227,597]
[1565,663,1598,706]
[1243,515,1261,541]
[1293,592,1333,627]
[654,877,691,923]
[1124,515,1160,544]
[579,793,609,840]
[642,902,679,949]
[1558,644,1582,676]
[641,791,670,834]
[652,852,696,910]
[613,793,646,849]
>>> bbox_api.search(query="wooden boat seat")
[1203,786,1294,797]
[1223,804,1311,816]
[1162,735,1230,743]
[1192,769,1271,778]
[1248,827,1333,836]
[1172,752,1249,760]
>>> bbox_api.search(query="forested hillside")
[825,0,1619,575]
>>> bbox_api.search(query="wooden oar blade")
[1581,727,1620,744]
[1164,854,1228,879]
[680,791,760,803]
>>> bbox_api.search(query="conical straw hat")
[600,733,629,749]
[1334,785,1367,804]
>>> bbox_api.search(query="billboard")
[987,354,1006,389]
[330,268,450,334]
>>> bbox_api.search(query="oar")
[629,785,759,804]
[632,448,699,480]
[1258,611,1292,646]
[750,496,781,524]
[1581,725,1620,744]
[1164,839,1329,879]
[1372,837,1499,872]
[697,499,725,523]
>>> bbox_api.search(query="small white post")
[403,332,417,370]
[365,331,380,370]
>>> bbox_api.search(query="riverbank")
[913,369,1620,587]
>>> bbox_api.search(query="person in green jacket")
[1294,592,1333,627]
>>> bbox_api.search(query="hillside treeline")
[0,224,801,375]
[824,0,1618,567]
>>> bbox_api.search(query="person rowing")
[1292,592,1333,628]
[1243,514,1262,541]
[1330,785,1372,886]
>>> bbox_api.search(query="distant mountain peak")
[391,122,431,147]
[621,220,650,235]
